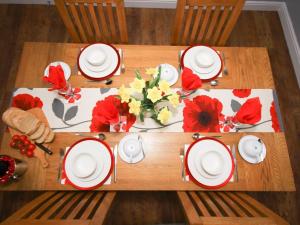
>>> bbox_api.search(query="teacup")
[201,151,223,176]
[195,52,214,68]
[72,153,96,178]
[161,66,173,81]
[86,49,107,66]
[243,139,263,158]
[123,139,141,160]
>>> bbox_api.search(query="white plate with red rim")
[77,43,120,81]
[185,137,234,189]
[63,138,113,190]
[181,45,223,81]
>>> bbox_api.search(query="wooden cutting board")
[8,108,51,168]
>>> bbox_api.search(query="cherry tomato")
[12,135,20,141]
[9,141,17,148]
[23,140,31,147]
[20,148,27,155]
[26,150,34,158]
[20,135,27,142]
[28,144,36,151]
[17,143,24,149]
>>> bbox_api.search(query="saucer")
[44,61,71,80]
[158,64,179,86]
[238,135,267,164]
[118,134,144,164]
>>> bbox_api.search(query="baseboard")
[0,0,299,87]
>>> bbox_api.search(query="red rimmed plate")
[63,138,114,190]
[180,45,223,82]
[77,43,120,81]
[185,137,234,189]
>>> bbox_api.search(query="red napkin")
[234,97,262,124]
[181,67,202,91]
[43,65,67,91]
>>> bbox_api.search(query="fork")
[222,52,229,75]
[57,148,65,182]
[121,50,125,73]
[113,145,118,183]
[178,50,182,74]
[179,148,186,181]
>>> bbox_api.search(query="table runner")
[11,88,283,133]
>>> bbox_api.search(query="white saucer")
[118,134,144,164]
[187,138,233,188]
[238,135,267,164]
[158,64,179,86]
[78,43,119,79]
[64,139,112,189]
[44,61,71,80]
[183,46,222,80]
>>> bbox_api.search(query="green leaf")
[139,111,144,122]
[135,70,142,80]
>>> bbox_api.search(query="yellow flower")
[158,80,171,93]
[129,78,146,93]
[146,67,159,77]
[128,98,141,115]
[157,107,172,125]
[167,93,180,107]
[147,87,162,103]
[118,85,131,103]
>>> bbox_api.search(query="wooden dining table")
[0,42,295,191]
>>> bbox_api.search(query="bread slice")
[44,130,55,143]
[29,123,46,140]
[2,107,23,128]
[12,112,40,135]
[35,127,50,144]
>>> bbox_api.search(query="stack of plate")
[78,43,120,81]
[185,137,234,189]
[181,45,223,81]
[63,138,113,190]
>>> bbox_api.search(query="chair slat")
[80,192,104,219]
[190,5,203,44]
[217,192,249,217]
[67,192,95,219]
[204,6,221,44]
[69,3,88,42]
[79,3,94,42]
[97,2,109,43]
[115,0,128,43]
[211,6,230,45]
[106,2,117,42]
[182,4,195,45]
[189,191,211,216]
[197,6,212,43]
[171,0,186,44]
[198,192,223,216]
[208,192,236,216]
[87,3,102,41]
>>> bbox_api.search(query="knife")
[113,145,118,183]
[232,144,238,181]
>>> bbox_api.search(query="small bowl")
[243,139,263,158]
[86,49,107,66]
[201,151,224,176]
[195,52,214,68]
[72,153,96,178]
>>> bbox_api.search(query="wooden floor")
[0,5,299,225]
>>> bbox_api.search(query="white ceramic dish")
[44,61,71,80]
[238,135,266,164]
[158,64,179,86]
[118,134,144,164]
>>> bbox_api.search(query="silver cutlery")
[57,148,65,182]
[138,135,145,158]
[113,145,118,183]
[232,144,238,182]
[85,78,113,85]
[121,50,125,73]
[210,80,218,86]
[74,133,106,140]
[179,148,186,181]
[257,139,264,163]
[178,50,182,74]
[222,52,228,75]
[192,133,222,140]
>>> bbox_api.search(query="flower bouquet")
[118,67,180,126]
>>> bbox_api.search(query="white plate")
[187,139,233,187]
[183,46,222,80]
[158,64,179,86]
[82,46,112,72]
[118,134,144,164]
[238,135,266,164]
[44,61,71,80]
[64,139,112,189]
[78,43,119,79]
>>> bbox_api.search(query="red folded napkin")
[43,65,67,91]
[182,67,202,91]
[234,97,262,125]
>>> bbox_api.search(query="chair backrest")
[171,0,245,46]
[55,0,128,43]
[1,191,116,225]
[177,191,289,225]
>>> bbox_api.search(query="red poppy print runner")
[11,88,283,133]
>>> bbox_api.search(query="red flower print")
[234,97,262,125]
[182,67,202,91]
[183,95,223,132]
[60,88,82,103]
[11,94,43,110]
[270,101,281,132]
[90,95,136,132]
[219,115,236,132]
[232,89,251,98]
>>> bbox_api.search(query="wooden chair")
[171,0,245,46]
[1,191,116,225]
[177,191,289,225]
[54,0,128,43]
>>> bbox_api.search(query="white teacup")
[195,52,214,68]
[243,139,263,158]
[201,151,223,176]
[123,139,141,159]
[72,153,97,178]
[86,49,107,66]
[161,66,173,81]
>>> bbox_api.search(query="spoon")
[192,133,222,140]
[75,133,106,140]
[210,80,218,86]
